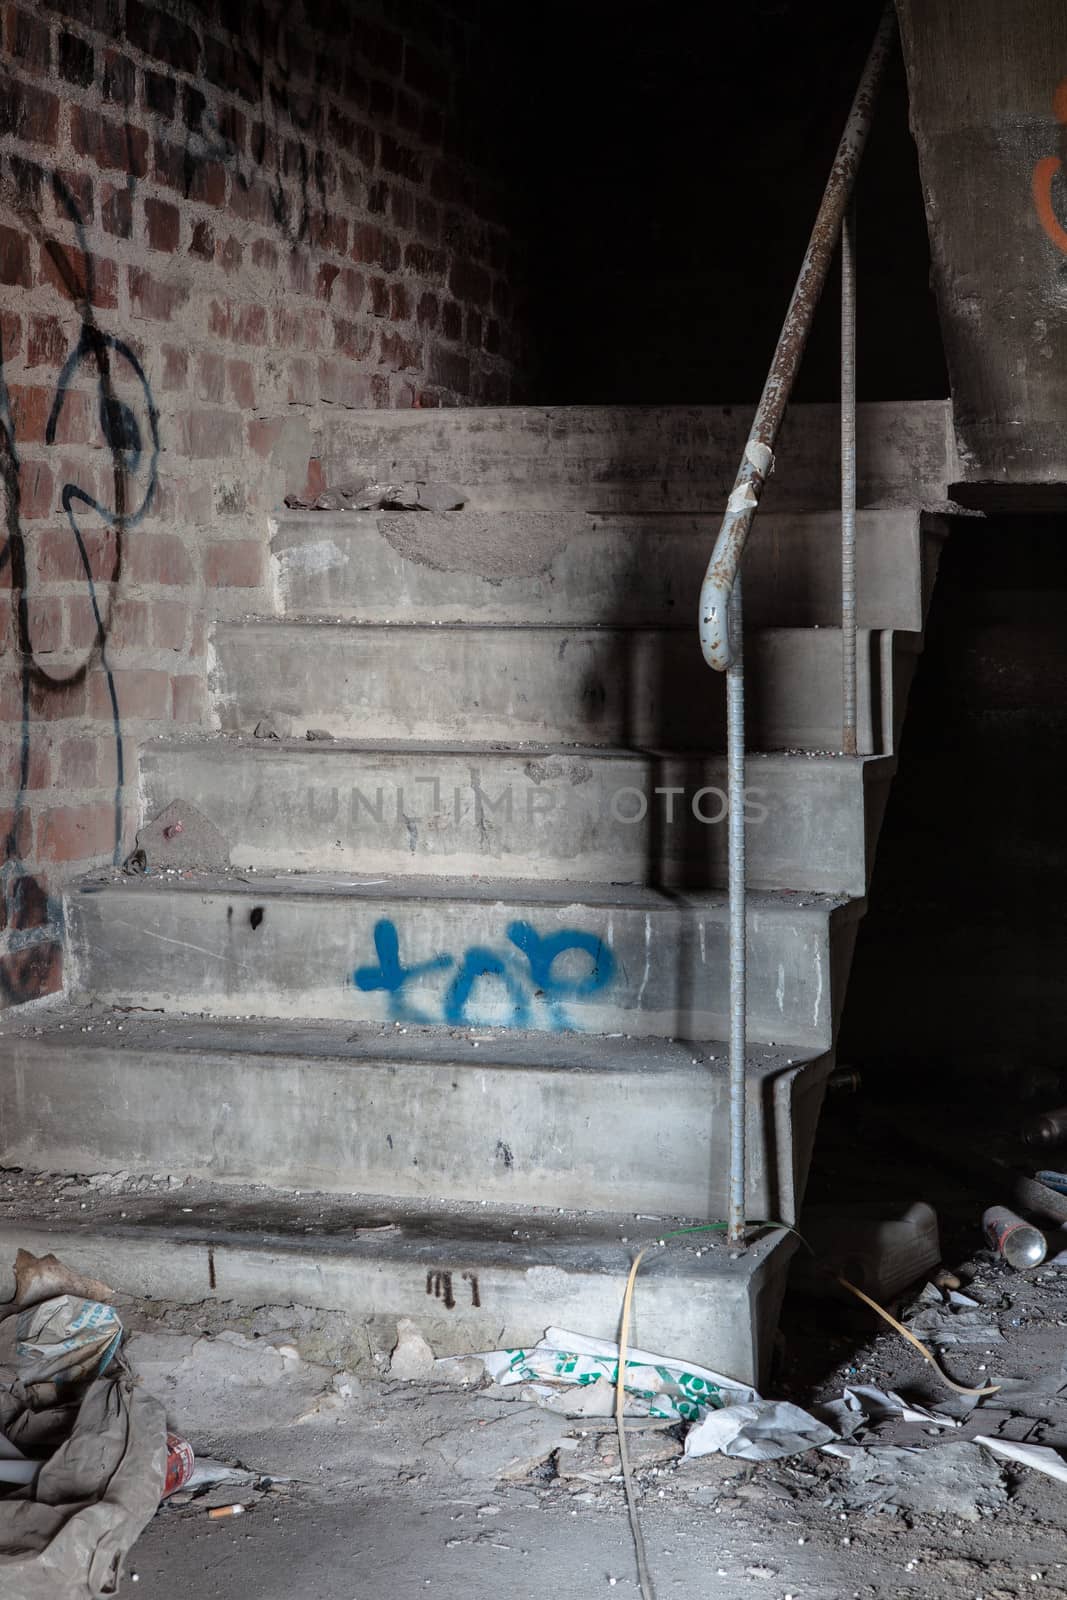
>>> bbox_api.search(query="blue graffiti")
[351,918,616,1030]
[352,919,454,1024]
[443,948,530,1028]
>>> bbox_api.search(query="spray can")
[1022,1107,1067,1148]
[162,1433,195,1499]
[982,1205,1047,1269]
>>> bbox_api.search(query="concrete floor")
[103,1255,1067,1600]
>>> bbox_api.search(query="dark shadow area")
[497,0,948,404]
[840,515,1067,1099]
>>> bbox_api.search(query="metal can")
[982,1205,1047,1269]
[162,1433,195,1499]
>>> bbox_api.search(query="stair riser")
[320,401,956,513]
[272,510,928,632]
[213,624,890,753]
[141,744,885,896]
[68,885,854,1048]
[0,1219,793,1386]
[0,1042,829,1222]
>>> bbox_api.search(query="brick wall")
[0,0,528,1006]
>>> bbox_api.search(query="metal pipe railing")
[699,6,896,1246]
[841,197,858,755]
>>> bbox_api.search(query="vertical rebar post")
[726,575,747,1247]
[841,198,858,756]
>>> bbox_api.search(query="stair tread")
[77,867,855,914]
[146,732,891,767]
[0,1167,786,1276]
[5,1006,824,1075]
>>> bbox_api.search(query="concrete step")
[0,1011,831,1224]
[141,738,894,896]
[67,873,862,1049]
[318,400,957,513]
[271,508,939,632]
[212,621,915,754]
[0,1179,797,1385]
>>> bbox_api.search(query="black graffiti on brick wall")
[182,2,332,247]
[0,175,159,1000]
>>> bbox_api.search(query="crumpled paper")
[462,1329,964,1462]
[469,1326,757,1422]
[904,1282,1003,1347]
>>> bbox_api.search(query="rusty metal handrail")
[707,4,897,1249]
[698,4,896,675]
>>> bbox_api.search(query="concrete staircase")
[0,402,956,1384]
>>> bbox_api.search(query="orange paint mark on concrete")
[1033,81,1067,255]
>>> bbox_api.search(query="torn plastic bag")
[16,1297,123,1386]
[0,1375,166,1598]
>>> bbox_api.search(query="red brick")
[70,108,150,176]
[0,226,32,289]
[161,344,188,390]
[6,7,52,72]
[28,672,86,721]
[333,317,373,360]
[0,942,63,1005]
[145,196,180,252]
[247,417,285,459]
[367,276,389,317]
[378,330,420,371]
[41,242,118,310]
[58,30,94,86]
[195,351,225,403]
[128,265,189,321]
[126,0,200,73]
[389,283,412,320]
[18,460,54,518]
[417,291,438,329]
[107,598,151,650]
[352,224,400,270]
[102,48,135,105]
[429,344,470,392]
[170,674,202,723]
[228,174,274,226]
[231,304,268,345]
[449,259,490,306]
[177,409,242,459]
[63,595,100,655]
[1,311,22,362]
[316,263,340,302]
[142,67,177,119]
[404,241,445,278]
[50,389,91,445]
[339,268,365,312]
[0,78,59,144]
[37,803,116,862]
[7,870,50,930]
[34,525,108,583]
[101,181,133,238]
[124,533,193,585]
[287,359,316,405]
[226,359,254,409]
[152,601,187,650]
[190,219,215,261]
[57,736,98,788]
[251,238,278,271]
[7,385,51,443]
[204,540,264,588]
[218,235,242,274]
[25,598,64,654]
[93,668,170,720]
[302,457,326,503]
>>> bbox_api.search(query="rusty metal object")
[698,3,897,673]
